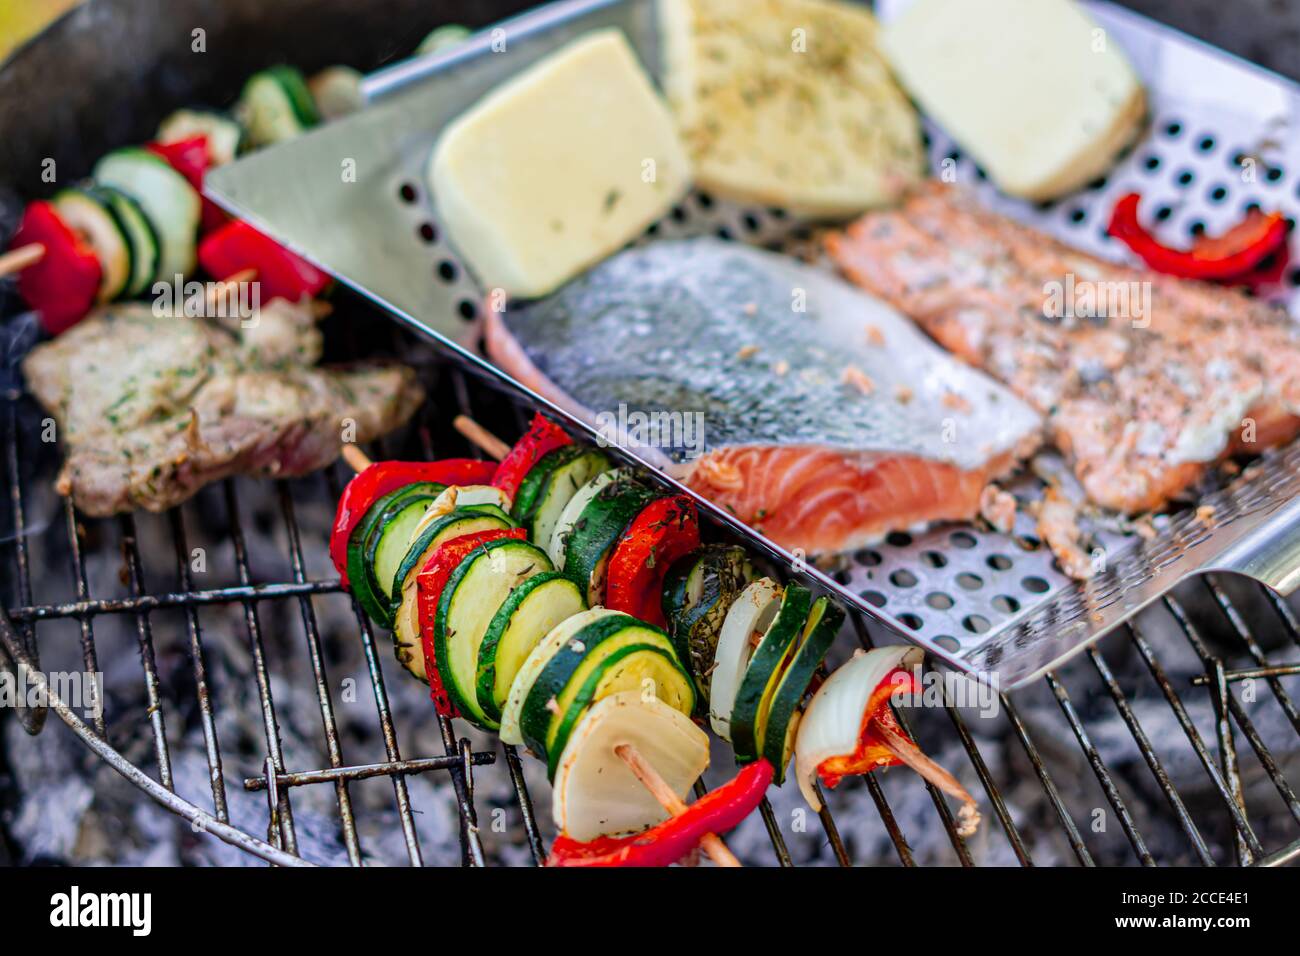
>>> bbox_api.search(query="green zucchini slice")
[561,473,659,605]
[662,544,755,702]
[345,481,445,625]
[730,584,812,764]
[545,643,693,780]
[760,595,844,782]
[53,188,132,302]
[93,147,200,282]
[475,572,587,724]
[434,538,553,728]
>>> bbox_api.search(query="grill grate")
[3,325,1299,867]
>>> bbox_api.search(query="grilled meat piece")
[22,300,424,515]
[826,184,1300,514]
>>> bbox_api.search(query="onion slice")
[708,578,781,740]
[410,484,513,540]
[794,646,981,835]
[553,690,709,842]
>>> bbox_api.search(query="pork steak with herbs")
[22,301,424,515]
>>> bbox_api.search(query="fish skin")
[485,238,1043,553]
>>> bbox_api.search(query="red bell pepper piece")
[492,413,573,501]
[1106,192,1289,281]
[146,135,229,233]
[605,495,700,628]
[417,528,527,715]
[10,201,102,335]
[329,459,499,585]
[546,758,774,867]
[815,667,919,788]
[198,219,331,305]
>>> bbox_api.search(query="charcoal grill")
[2,0,1300,868]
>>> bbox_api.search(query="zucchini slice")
[417,24,472,56]
[545,643,693,780]
[515,446,611,547]
[561,474,659,605]
[434,538,553,728]
[93,147,200,282]
[389,508,516,681]
[662,544,755,701]
[530,448,612,547]
[307,66,364,122]
[709,578,781,741]
[236,66,319,147]
[760,595,844,782]
[730,584,812,764]
[518,613,687,766]
[156,108,245,165]
[365,492,442,610]
[96,185,159,298]
[52,188,132,302]
[498,607,622,746]
[345,481,445,625]
[475,572,586,724]
[547,467,624,567]
[552,691,709,842]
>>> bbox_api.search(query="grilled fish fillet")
[827,184,1300,514]
[23,301,424,515]
[485,238,1042,554]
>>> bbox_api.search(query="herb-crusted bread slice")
[659,0,924,218]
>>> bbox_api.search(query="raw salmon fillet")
[485,238,1042,555]
[827,184,1300,514]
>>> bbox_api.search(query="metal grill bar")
[275,482,363,866]
[243,752,495,791]
[3,401,45,735]
[321,464,427,866]
[6,579,343,623]
[63,498,105,739]
[223,479,301,856]
[118,514,174,791]
[1125,622,1267,858]
[168,508,229,823]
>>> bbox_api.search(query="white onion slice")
[793,646,922,811]
[553,690,709,842]
[498,607,620,745]
[708,578,780,740]
[410,484,512,540]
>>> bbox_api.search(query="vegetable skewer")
[341,426,744,865]
[338,413,981,863]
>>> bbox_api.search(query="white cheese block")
[428,29,691,300]
[883,0,1146,202]
[660,0,925,218]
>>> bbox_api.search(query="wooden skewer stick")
[184,267,258,315]
[341,444,373,473]
[874,718,981,837]
[615,743,741,868]
[0,243,45,278]
[454,414,510,462]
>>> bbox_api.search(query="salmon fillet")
[485,238,1043,555]
[827,184,1300,514]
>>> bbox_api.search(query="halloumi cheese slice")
[660,0,925,218]
[883,0,1146,202]
[428,29,691,300]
